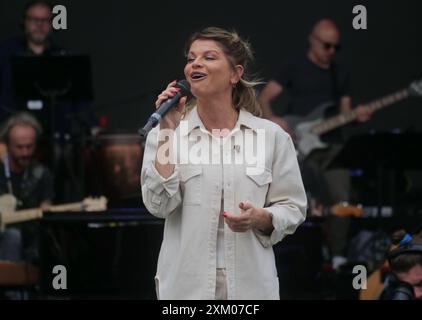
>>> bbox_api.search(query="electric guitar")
[311,202,364,218]
[0,194,108,231]
[284,79,422,160]
[330,202,364,218]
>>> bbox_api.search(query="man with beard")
[0,1,65,121]
[0,112,53,263]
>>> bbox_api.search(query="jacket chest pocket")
[179,166,202,206]
[244,167,272,205]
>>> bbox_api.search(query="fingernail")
[223,212,228,217]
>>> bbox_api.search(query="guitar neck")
[48,202,84,212]
[1,201,84,226]
[312,88,410,135]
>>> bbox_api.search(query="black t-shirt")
[0,161,54,210]
[273,55,351,117]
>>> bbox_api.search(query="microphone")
[139,80,191,137]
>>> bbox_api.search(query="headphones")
[385,273,415,300]
[387,243,422,261]
[384,232,422,300]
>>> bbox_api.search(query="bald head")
[308,19,341,68]
[312,19,340,38]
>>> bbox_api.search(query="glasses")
[25,16,52,25]
[313,34,341,51]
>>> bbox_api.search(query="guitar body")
[281,79,422,161]
[284,102,334,160]
[0,194,17,214]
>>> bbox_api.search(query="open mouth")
[190,72,207,81]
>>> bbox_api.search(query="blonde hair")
[184,27,262,116]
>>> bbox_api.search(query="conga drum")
[85,134,144,207]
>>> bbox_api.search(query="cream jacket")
[141,107,307,300]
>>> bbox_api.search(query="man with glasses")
[258,19,372,272]
[0,1,65,121]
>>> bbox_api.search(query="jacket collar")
[181,106,258,136]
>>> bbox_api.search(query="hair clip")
[399,233,413,247]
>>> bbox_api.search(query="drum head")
[85,134,144,207]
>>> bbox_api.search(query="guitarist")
[258,19,372,270]
[0,112,53,264]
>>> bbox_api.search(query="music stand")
[11,55,93,136]
[328,132,422,216]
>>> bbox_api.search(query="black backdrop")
[1,0,421,133]
[1,0,421,300]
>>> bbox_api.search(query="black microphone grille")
[176,79,191,95]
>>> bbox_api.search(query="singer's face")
[184,40,241,98]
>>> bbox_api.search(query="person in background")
[0,112,53,264]
[258,19,372,269]
[380,229,422,300]
[0,0,63,121]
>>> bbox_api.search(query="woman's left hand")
[224,202,274,234]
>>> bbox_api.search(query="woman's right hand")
[155,80,188,130]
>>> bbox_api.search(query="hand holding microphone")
[139,80,190,136]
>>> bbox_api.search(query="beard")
[27,31,49,46]
[16,157,31,168]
